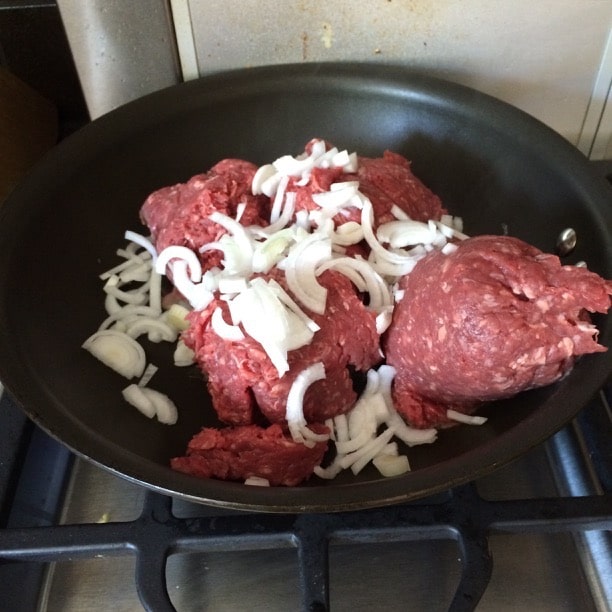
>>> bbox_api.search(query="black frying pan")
[0,63,610,512]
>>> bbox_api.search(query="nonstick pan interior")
[0,63,610,512]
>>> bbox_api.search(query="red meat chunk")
[184,269,381,426]
[170,423,329,486]
[384,235,612,428]
[355,151,446,224]
[287,147,446,228]
[140,159,270,271]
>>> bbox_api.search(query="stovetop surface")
[0,387,610,611]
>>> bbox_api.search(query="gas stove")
[1,3,611,609]
[0,383,610,611]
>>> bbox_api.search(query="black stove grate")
[0,391,611,612]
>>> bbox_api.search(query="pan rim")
[0,61,610,512]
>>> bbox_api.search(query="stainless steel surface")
[547,391,612,612]
[38,433,602,611]
[56,0,181,119]
[556,227,578,256]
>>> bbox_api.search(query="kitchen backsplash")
[57,0,612,158]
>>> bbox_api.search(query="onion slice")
[122,383,156,418]
[174,339,195,366]
[122,384,178,424]
[211,307,245,341]
[125,317,177,343]
[124,231,157,262]
[155,245,202,282]
[284,234,330,314]
[82,330,146,379]
[447,409,488,425]
[286,362,328,445]
[372,454,410,477]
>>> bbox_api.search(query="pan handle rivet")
[556,227,577,256]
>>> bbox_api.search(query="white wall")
[174,0,612,157]
[58,0,612,158]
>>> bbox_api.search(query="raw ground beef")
[140,159,269,272]
[287,147,446,228]
[384,235,612,428]
[144,141,447,486]
[183,269,381,426]
[142,141,611,485]
[171,423,329,486]
[354,152,446,224]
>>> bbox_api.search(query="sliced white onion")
[235,202,247,223]
[390,205,410,220]
[264,140,356,185]
[362,200,424,266]
[442,242,458,255]
[244,476,271,486]
[331,221,364,246]
[316,256,392,311]
[155,245,202,282]
[148,270,162,315]
[341,428,395,475]
[446,409,488,425]
[375,309,393,334]
[295,210,310,230]
[372,454,410,477]
[313,461,344,480]
[368,254,419,278]
[377,219,438,248]
[259,339,290,378]
[141,387,178,424]
[217,276,248,295]
[104,293,123,315]
[435,219,469,241]
[103,279,149,305]
[284,234,331,314]
[138,363,158,387]
[270,175,289,223]
[124,231,157,263]
[309,212,335,236]
[208,211,255,275]
[125,317,177,343]
[286,362,326,444]
[171,260,214,311]
[259,191,297,237]
[122,383,156,418]
[252,279,315,351]
[174,339,195,366]
[252,163,278,196]
[122,384,178,424]
[118,262,150,284]
[266,279,320,333]
[165,303,191,331]
[343,151,358,172]
[82,330,146,379]
[211,307,245,341]
[335,427,374,455]
[229,281,311,376]
[98,305,160,331]
[252,228,296,273]
[100,250,151,281]
[311,184,359,209]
